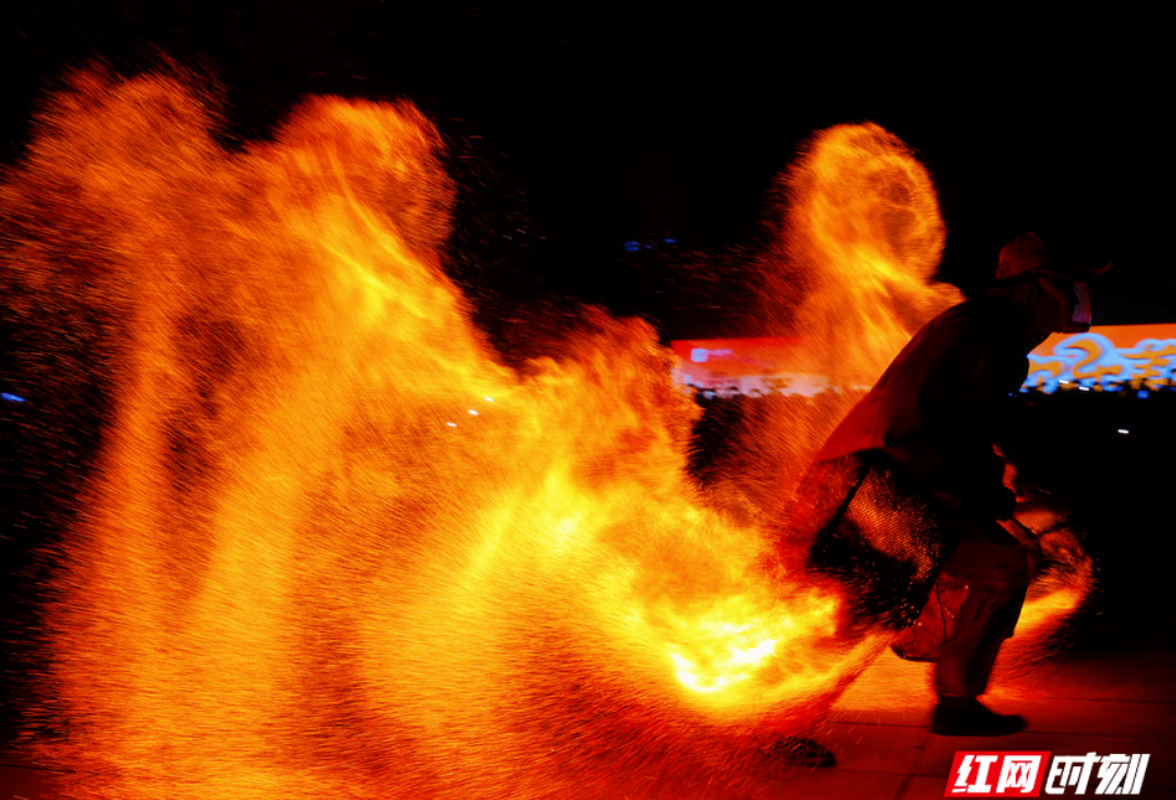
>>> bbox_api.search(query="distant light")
[1059,380,1071,385]
[1138,389,1150,399]
[1079,386,1090,392]
[468,409,479,416]
[2,393,25,403]
[623,241,642,253]
[663,237,677,244]
[1117,428,1130,435]
[484,396,495,403]
[446,422,457,427]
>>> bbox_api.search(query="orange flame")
[713,122,962,519]
[5,72,1088,798]
[784,123,959,380]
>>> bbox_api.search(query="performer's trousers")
[930,518,1032,698]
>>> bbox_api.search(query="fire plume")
[785,122,959,379]
[722,122,962,517]
[3,72,1089,798]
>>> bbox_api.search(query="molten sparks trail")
[785,123,961,381]
[4,72,1089,799]
[716,124,966,515]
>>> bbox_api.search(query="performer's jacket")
[813,294,1033,522]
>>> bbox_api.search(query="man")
[792,232,1102,737]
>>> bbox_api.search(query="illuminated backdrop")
[673,324,1176,398]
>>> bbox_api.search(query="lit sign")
[670,336,844,398]
[673,324,1176,399]
[1026,324,1176,393]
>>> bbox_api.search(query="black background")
[1,4,1170,336]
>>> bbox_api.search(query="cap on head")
[996,232,1047,281]
[992,232,1108,336]
[996,231,1110,283]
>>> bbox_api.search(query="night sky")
[2,4,1168,337]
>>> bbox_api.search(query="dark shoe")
[761,736,836,767]
[931,698,1026,736]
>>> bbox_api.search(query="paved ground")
[4,642,1172,799]
[767,645,1176,799]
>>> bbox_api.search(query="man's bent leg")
[933,520,1032,697]
[931,519,1032,735]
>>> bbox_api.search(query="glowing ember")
[3,70,1090,799]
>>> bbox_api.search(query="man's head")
[996,232,1048,282]
[990,233,1099,339]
